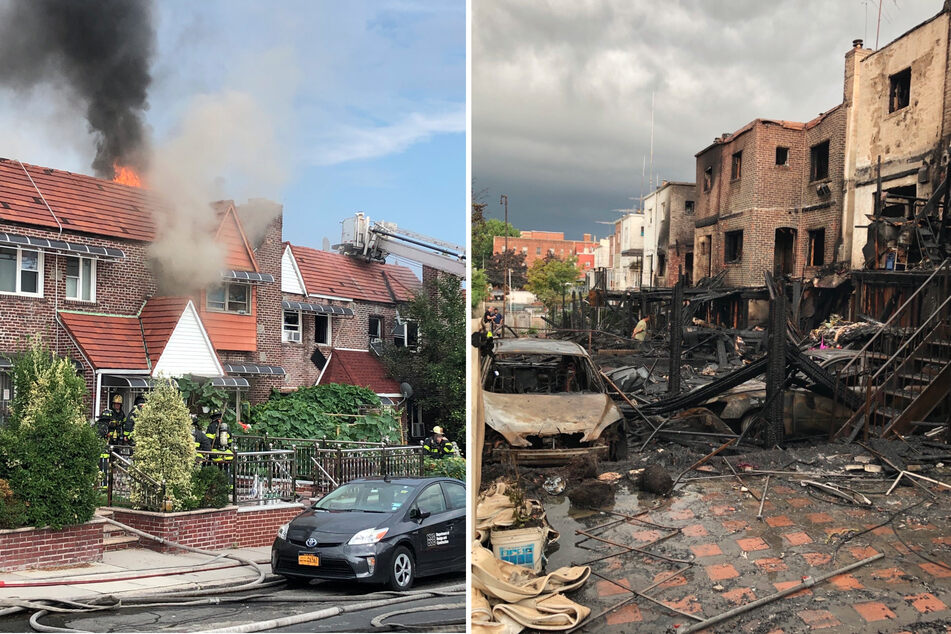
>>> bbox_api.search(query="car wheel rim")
[394,553,411,586]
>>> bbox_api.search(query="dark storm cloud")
[473,0,939,239]
[0,0,155,177]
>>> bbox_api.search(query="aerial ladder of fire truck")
[335,212,466,277]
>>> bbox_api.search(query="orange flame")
[112,163,143,188]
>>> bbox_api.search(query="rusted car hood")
[482,392,624,447]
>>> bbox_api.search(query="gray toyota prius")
[271,476,466,590]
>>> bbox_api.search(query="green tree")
[473,218,520,268]
[129,380,196,511]
[471,267,490,309]
[525,255,583,313]
[380,273,465,445]
[0,341,100,530]
[485,250,528,289]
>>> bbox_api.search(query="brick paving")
[565,474,951,632]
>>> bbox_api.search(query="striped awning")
[212,376,250,388]
[223,363,285,376]
[282,300,354,316]
[222,270,274,284]
[0,232,124,260]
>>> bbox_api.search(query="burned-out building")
[642,181,696,287]
[692,111,845,288]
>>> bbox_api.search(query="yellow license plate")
[298,554,320,566]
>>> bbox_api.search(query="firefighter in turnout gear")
[192,415,212,453]
[422,426,455,458]
[123,395,145,445]
[206,411,234,463]
[98,394,127,445]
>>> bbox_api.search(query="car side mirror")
[409,507,431,521]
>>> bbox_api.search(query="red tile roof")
[321,349,401,395]
[139,296,190,367]
[0,159,159,242]
[59,311,150,370]
[288,244,420,304]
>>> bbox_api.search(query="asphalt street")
[0,573,465,633]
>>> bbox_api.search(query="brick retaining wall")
[0,520,104,571]
[110,503,303,552]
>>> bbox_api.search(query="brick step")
[103,534,140,552]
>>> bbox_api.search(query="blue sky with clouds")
[0,1,465,251]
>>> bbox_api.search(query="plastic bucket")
[490,526,547,572]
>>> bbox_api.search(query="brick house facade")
[493,230,598,278]
[0,159,415,427]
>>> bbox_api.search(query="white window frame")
[282,310,302,343]
[315,313,331,345]
[206,282,251,314]
[394,320,419,350]
[0,247,43,297]
[65,256,96,302]
[369,315,383,344]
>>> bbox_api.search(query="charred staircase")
[833,260,951,441]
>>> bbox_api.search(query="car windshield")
[484,353,600,394]
[314,481,418,513]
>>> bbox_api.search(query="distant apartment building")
[641,182,695,287]
[492,230,598,278]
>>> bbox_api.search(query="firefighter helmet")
[112,394,123,405]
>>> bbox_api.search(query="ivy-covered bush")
[0,342,100,530]
[129,380,196,511]
[249,384,402,442]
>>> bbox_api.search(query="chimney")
[583,233,592,242]
[852,39,863,49]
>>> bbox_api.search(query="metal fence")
[214,449,297,505]
[310,445,425,494]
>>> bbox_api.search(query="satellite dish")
[400,382,414,400]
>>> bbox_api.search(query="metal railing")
[107,448,167,512]
[310,445,425,494]
[214,449,296,506]
[833,260,951,439]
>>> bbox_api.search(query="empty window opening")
[684,252,694,286]
[731,151,743,180]
[774,228,796,276]
[685,200,695,215]
[369,315,383,343]
[703,167,713,192]
[776,147,789,166]
[810,140,830,181]
[889,68,911,113]
[725,230,743,263]
[808,229,826,266]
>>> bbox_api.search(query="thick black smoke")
[0,0,155,177]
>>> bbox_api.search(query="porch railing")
[310,445,425,494]
[107,448,167,512]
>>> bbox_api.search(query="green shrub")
[423,456,466,481]
[190,465,231,509]
[130,380,196,511]
[0,479,28,529]
[249,384,402,442]
[1,342,100,530]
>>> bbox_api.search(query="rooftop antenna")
[649,90,655,194]
[875,0,882,48]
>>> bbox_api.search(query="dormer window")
[207,283,250,314]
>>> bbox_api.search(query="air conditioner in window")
[286,331,301,343]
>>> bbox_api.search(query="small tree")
[471,268,490,309]
[485,250,528,289]
[0,341,100,530]
[130,379,197,511]
[380,273,465,445]
[525,255,583,313]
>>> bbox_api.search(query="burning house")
[0,159,422,430]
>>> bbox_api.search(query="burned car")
[481,338,626,464]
